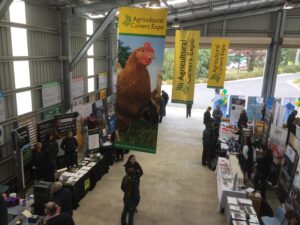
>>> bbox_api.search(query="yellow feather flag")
[207,38,230,89]
[172,30,200,104]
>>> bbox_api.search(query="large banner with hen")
[115,7,167,153]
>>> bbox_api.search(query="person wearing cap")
[0,185,9,225]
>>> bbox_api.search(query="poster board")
[54,113,76,137]
[37,119,54,143]
[229,96,246,125]
[247,96,264,121]
[99,72,108,90]
[12,126,33,189]
[72,77,84,99]
[88,129,100,151]
[42,81,61,107]
[0,91,5,122]
[269,124,288,159]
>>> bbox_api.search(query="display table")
[225,197,260,225]
[216,157,246,212]
[58,154,106,208]
[8,215,43,225]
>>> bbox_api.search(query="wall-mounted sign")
[42,81,61,107]
[0,91,6,122]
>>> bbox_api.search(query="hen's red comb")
[144,42,154,52]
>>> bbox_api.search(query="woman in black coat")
[124,155,143,185]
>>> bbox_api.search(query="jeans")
[65,152,76,168]
[121,203,135,225]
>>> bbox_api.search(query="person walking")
[61,131,78,169]
[238,110,249,143]
[161,90,169,116]
[124,155,143,186]
[203,107,213,129]
[287,110,298,144]
[242,137,254,179]
[213,105,223,127]
[121,168,140,225]
[186,103,192,118]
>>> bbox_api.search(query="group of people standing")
[33,131,78,182]
[202,105,223,170]
[121,155,143,225]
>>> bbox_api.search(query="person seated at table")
[238,110,248,143]
[51,181,73,216]
[61,131,78,169]
[283,210,300,225]
[44,202,75,225]
[0,185,9,225]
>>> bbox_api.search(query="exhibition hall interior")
[1,0,300,225]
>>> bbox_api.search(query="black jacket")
[287,113,296,134]
[44,139,59,163]
[39,151,56,182]
[0,196,7,225]
[61,137,78,154]
[53,188,73,216]
[121,175,140,207]
[46,213,75,225]
[203,111,212,126]
[125,162,143,180]
[162,92,169,104]
[238,113,248,129]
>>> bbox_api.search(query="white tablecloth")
[216,157,246,212]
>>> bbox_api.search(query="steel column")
[107,22,115,95]
[0,0,13,20]
[70,8,117,71]
[261,10,286,98]
[61,9,72,112]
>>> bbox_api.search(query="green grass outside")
[162,65,300,85]
[293,78,300,88]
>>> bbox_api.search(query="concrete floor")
[73,107,226,225]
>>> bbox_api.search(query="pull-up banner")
[207,38,230,89]
[115,7,167,154]
[172,30,200,104]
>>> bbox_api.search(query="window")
[86,19,93,35]
[9,0,26,24]
[88,78,95,93]
[16,91,32,115]
[13,61,30,88]
[10,28,28,56]
[87,58,94,76]
[87,44,94,56]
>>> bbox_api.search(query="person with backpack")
[121,168,140,225]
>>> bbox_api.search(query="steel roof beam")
[70,8,117,71]
[73,0,149,15]
[167,0,283,21]
[167,5,284,29]
[0,0,13,20]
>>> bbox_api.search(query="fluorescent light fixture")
[284,1,294,9]
[89,13,105,18]
[168,0,186,5]
[149,0,161,8]
[172,19,180,28]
